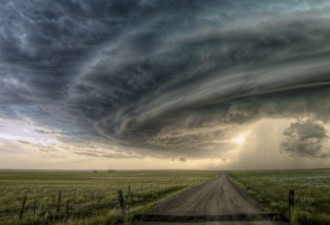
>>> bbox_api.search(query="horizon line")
[0,167,329,172]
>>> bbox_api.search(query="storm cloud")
[2,0,330,159]
[282,120,329,158]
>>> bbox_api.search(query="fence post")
[65,200,69,217]
[92,192,94,205]
[33,197,37,216]
[128,185,131,200]
[57,190,62,213]
[289,190,294,219]
[118,190,125,215]
[19,196,27,219]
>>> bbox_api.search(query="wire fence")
[0,178,211,221]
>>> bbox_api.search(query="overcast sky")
[1,0,330,170]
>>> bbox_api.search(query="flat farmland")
[0,170,218,225]
[228,169,330,225]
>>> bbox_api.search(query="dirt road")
[133,173,288,225]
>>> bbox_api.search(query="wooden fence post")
[118,190,125,215]
[65,200,69,216]
[92,192,94,205]
[33,197,36,216]
[289,190,294,219]
[57,190,62,213]
[128,185,131,200]
[19,196,27,219]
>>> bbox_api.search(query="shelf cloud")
[1,0,330,163]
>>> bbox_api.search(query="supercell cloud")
[1,0,330,160]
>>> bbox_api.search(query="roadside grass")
[2,185,188,225]
[228,169,330,225]
[0,171,217,225]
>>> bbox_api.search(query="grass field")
[228,169,330,225]
[0,170,218,225]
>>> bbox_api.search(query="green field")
[228,169,330,225]
[0,170,218,225]
[2,169,329,225]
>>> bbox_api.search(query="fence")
[0,179,206,221]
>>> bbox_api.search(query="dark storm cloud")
[281,120,329,158]
[0,0,135,105]
[2,0,330,158]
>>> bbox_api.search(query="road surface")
[133,173,288,225]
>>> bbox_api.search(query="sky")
[1,0,330,170]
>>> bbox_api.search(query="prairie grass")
[0,170,217,224]
[228,169,330,225]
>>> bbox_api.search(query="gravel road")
[133,173,288,225]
